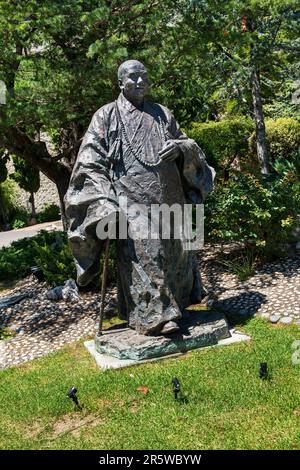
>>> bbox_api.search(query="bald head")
[118,59,149,106]
[118,60,146,82]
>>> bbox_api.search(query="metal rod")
[102,327,130,335]
[98,238,110,336]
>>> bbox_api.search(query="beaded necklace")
[115,100,167,168]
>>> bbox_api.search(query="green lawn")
[0,317,300,450]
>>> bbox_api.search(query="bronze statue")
[65,60,215,336]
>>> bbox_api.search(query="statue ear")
[118,78,124,90]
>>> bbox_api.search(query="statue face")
[119,63,149,105]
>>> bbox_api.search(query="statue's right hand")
[158,140,181,162]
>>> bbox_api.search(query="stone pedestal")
[94,310,230,361]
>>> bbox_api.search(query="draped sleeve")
[161,105,216,204]
[65,104,119,285]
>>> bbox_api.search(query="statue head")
[118,59,149,106]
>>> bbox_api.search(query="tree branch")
[0,119,71,191]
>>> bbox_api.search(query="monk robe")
[65,93,215,335]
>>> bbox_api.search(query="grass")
[218,249,257,282]
[0,327,16,341]
[0,317,300,450]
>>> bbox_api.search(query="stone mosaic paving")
[200,246,300,325]
[0,245,299,369]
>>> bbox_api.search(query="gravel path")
[0,280,118,369]
[200,246,300,325]
[0,220,63,248]
[0,245,299,369]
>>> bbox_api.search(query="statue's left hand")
[158,140,181,162]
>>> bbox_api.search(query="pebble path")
[0,245,299,369]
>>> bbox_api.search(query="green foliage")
[10,156,40,218]
[0,237,37,280]
[186,118,254,170]
[10,219,26,230]
[37,203,61,223]
[190,117,300,173]
[11,156,40,194]
[0,231,74,282]
[249,118,300,163]
[186,0,300,120]
[0,327,16,340]
[205,152,300,256]
[8,206,30,230]
[218,250,256,282]
[0,229,117,286]
[265,118,300,161]
[0,179,20,229]
[264,80,300,121]
[0,151,9,184]
[32,232,76,285]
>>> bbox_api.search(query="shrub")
[249,118,300,163]
[188,117,300,174]
[0,229,117,287]
[186,118,254,171]
[33,232,76,285]
[205,151,300,257]
[11,218,27,230]
[34,234,117,286]
[0,231,74,282]
[0,179,20,229]
[266,118,300,161]
[9,208,30,229]
[0,327,16,340]
[37,203,61,223]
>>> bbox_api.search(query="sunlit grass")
[0,318,300,450]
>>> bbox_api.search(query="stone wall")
[7,160,60,213]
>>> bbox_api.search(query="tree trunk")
[0,119,71,230]
[29,191,36,219]
[251,68,269,175]
[56,177,70,231]
[0,186,9,230]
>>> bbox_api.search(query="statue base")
[94,310,230,361]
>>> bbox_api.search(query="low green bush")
[11,218,27,229]
[249,117,300,163]
[32,231,76,285]
[187,117,300,173]
[9,208,30,229]
[0,179,20,230]
[266,118,300,161]
[0,230,117,287]
[37,203,61,223]
[0,231,75,283]
[205,151,300,257]
[186,117,254,171]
